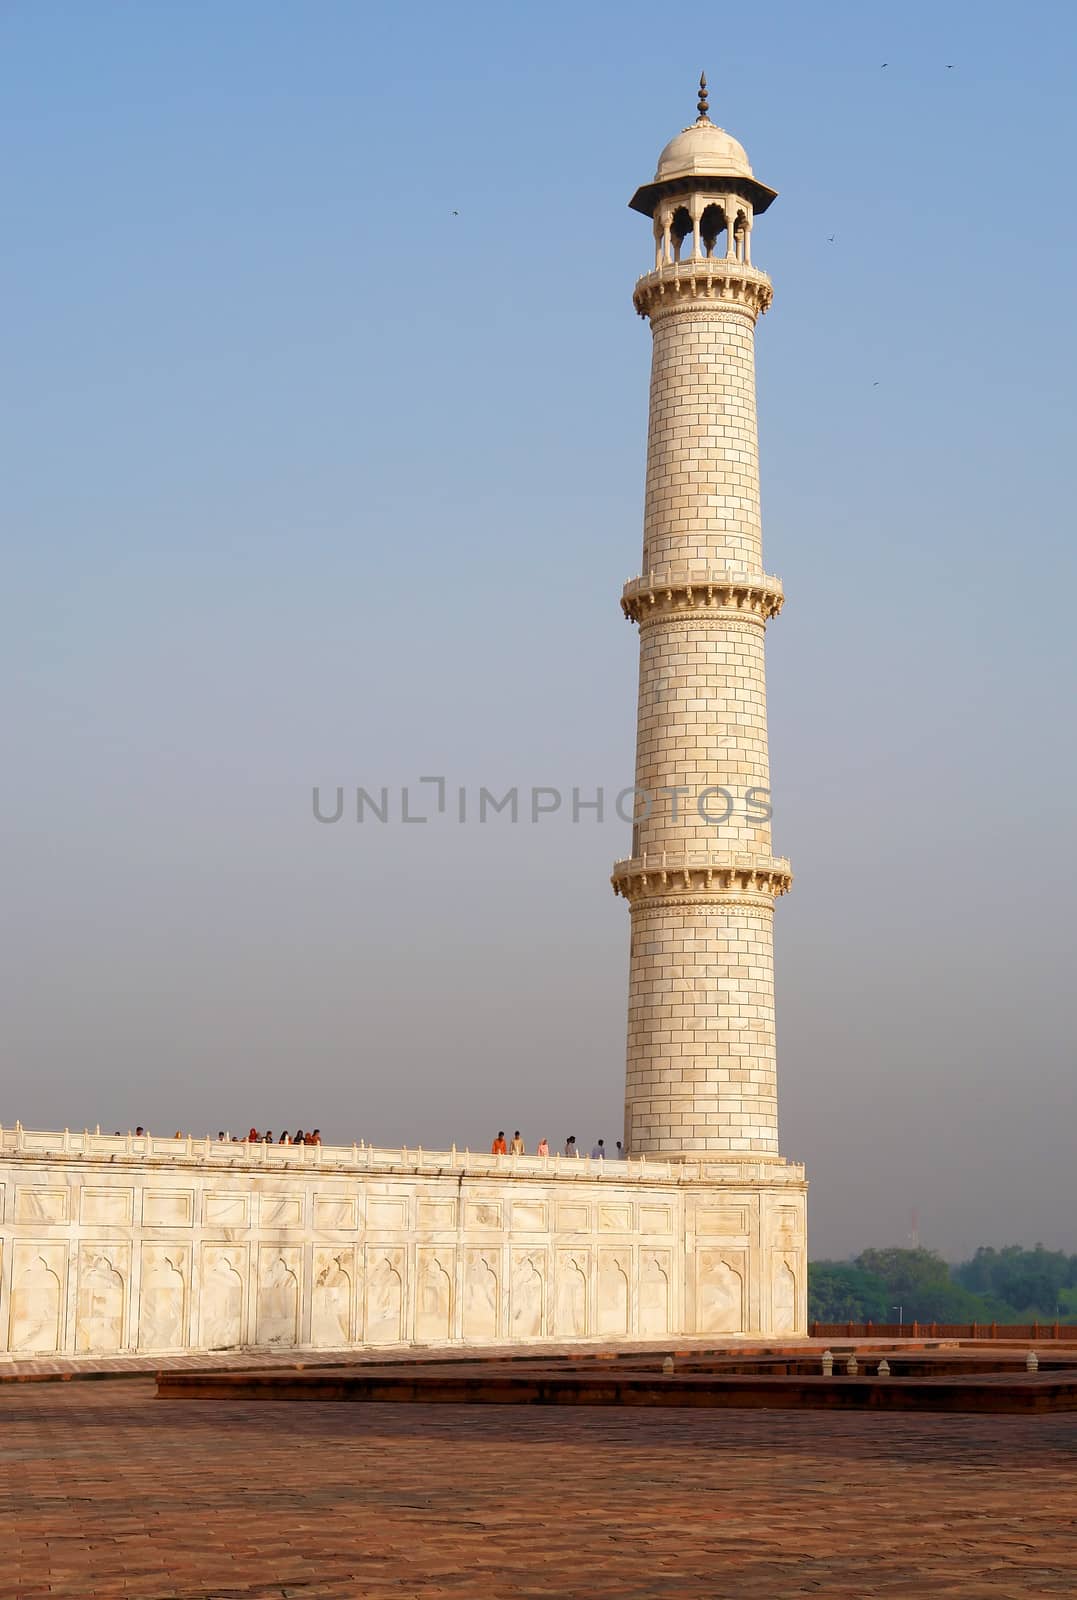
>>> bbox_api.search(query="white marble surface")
[0,1137,806,1355]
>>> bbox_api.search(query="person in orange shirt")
[491,1131,507,1155]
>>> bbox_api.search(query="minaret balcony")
[633,258,773,320]
[611,851,792,904]
[621,568,783,625]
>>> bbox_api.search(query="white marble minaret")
[614,77,793,1160]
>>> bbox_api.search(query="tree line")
[809,1245,1077,1324]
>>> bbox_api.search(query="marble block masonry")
[0,1132,805,1354]
[0,81,807,1357]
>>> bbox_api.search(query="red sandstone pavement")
[3,1377,1077,1599]
[1,1336,1060,1386]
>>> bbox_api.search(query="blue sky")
[3,0,1076,1257]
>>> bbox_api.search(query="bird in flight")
[946,63,955,69]
[873,381,881,387]
[451,210,459,216]
[827,234,836,243]
[880,62,888,68]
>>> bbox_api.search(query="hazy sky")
[3,1,1075,1261]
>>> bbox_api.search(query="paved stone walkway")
[0,1335,1040,1385]
[3,1376,1077,1598]
[0,1336,903,1386]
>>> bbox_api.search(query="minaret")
[614,77,792,1159]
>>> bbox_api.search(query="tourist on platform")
[293,1129,306,1145]
[309,1129,322,1145]
[216,1131,227,1143]
[247,1128,259,1142]
[616,1141,625,1159]
[278,1130,291,1144]
[536,1137,550,1157]
[263,1131,273,1143]
[136,1127,146,1137]
[510,1131,525,1155]
[491,1131,507,1155]
[564,1135,577,1157]
[591,1139,605,1159]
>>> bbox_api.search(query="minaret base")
[624,898,782,1157]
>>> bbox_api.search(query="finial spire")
[697,70,709,121]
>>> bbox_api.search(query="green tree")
[854,1247,992,1322]
[809,1245,1077,1328]
[953,1245,1077,1319]
[808,1261,889,1322]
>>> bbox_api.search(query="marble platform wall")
[0,1137,806,1355]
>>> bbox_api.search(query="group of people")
[116,1127,324,1145]
[117,1125,626,1157]
[227,1128,322,1145]
[490,1131,624,1160]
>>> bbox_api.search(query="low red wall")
[810,1321,1077,1341]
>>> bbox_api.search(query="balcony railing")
[0,1124,804,1185]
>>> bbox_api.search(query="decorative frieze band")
[611,852,792,905]
[640,615,768,638]
[628,895,778,917]
[633,260,773,322]
[621,569,784,626]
